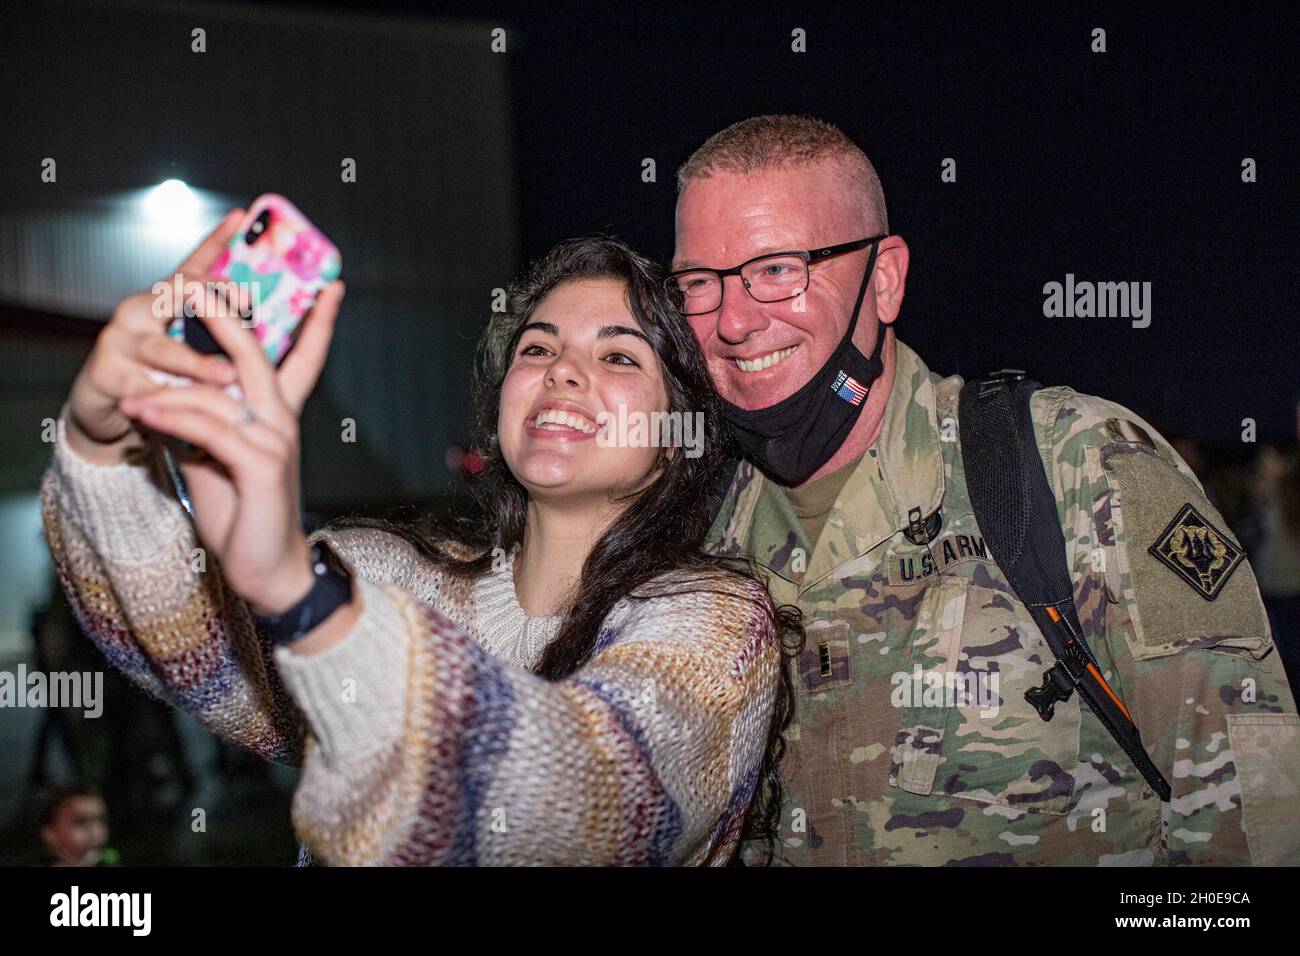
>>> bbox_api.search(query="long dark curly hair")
[330,235,803,863]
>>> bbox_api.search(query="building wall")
[0,1,519,654]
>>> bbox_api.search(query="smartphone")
[156,195,340,502]
[165,193,342,368]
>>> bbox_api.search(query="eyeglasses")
[665,234,889,316]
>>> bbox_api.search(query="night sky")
[9,0,1300,445]
[382,0,1300,445]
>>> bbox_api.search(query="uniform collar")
[710,338,946,589]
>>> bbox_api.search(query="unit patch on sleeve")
[1148,502,1245,601]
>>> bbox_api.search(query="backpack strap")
[959,370,1171,801]
[706,455,742,528]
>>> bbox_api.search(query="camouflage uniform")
[709,339,1300,865]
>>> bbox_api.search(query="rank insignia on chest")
[1147,502,1244,600]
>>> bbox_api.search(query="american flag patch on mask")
[831,370,868,406]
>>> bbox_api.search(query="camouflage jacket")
[707,339,1300,865]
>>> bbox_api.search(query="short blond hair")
[676,115,888,234]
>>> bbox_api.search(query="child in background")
[39,782,120,866]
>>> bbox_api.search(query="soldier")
[671,114,1300,865]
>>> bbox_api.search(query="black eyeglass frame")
[665,233,890,315]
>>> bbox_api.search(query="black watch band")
[253,539,355,646]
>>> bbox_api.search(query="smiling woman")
[40,225,803,866]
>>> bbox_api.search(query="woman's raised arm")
[42,207,346,765]
[41,426,306,763]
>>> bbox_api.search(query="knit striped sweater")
[39,424,781,865]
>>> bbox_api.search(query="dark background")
[5,1,1297,470]
[459,0,1299,443]
[0,0,1296,865]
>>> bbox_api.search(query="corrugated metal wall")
[0,197,238,319]
[1,1,519,507]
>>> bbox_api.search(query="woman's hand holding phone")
[66,205,347,616]
[65,208,249,464]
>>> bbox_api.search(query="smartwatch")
[253,539,355,646]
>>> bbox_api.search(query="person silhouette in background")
[1241,393,1300,697]
[27,582,197,813]
[26,592,78,787]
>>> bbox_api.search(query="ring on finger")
[234,401,257,427]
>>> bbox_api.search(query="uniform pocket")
[927,581,1081,814]
[783,619,859,864]
[1225,713,1300,865]
[886,576,967,796]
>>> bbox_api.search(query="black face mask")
[720,239,886,486]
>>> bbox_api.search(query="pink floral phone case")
[166,193,341,367]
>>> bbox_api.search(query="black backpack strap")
[959,370,1172,802]
[706,455,741,528]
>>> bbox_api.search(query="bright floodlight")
[142,179,201,229]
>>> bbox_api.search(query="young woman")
[42,211,801,865]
